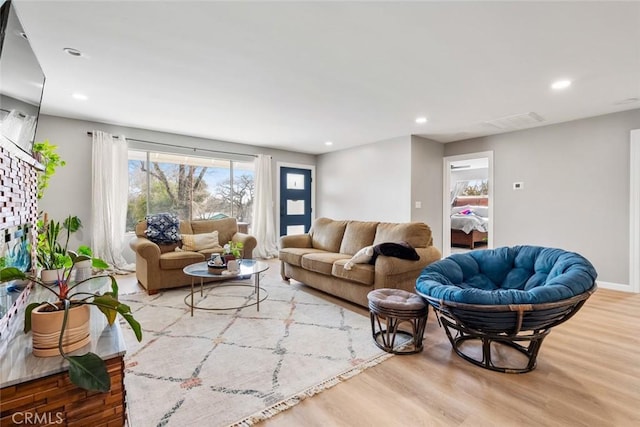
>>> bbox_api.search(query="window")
[460,179,488,196]
[126,150,254,232]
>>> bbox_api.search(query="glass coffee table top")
[183,259,269,314]
[183,259,269,278]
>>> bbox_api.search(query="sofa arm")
[373,246,442,290]
[279,234,312,249]
[129,236,161,263]
[232,233,257,259]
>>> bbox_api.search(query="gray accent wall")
[316,135,444,249]
[411,135,444,249]
[317,136,412,222]
[444,109,640,286]
[34,114,316,253]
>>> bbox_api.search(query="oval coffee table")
[183,259,269,316]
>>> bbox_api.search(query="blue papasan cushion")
[416,246,597,305]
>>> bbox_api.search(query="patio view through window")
[126,150,254,232]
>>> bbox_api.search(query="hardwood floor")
[261,286,640,427]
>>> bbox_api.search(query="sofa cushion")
[159,251,205,269]
[332,259,375,286]
[344,246,374,270]
[182,231,221,251]
[191,218,238,247]
[309,218,348,252]
[339,221,379,255]
[373,222,432,248]
[279,248,328,267]
[145,213,181,244]
[301,252,351,275]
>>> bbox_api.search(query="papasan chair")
[416,246,597,373]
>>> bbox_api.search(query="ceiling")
[11,0,640,155]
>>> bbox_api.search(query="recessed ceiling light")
[551,79,572,90]
[72,93,88,100]
[63,47,83,57]
[324,141,333,146]
[415,117,428,124]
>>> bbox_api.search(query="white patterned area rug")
[119,273,394,427]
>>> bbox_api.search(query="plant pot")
[40,268,65,285]
[30,303,91,357]
[74,259,92,282]
[223,254,236,264]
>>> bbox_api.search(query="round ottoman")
[367,288,428,355]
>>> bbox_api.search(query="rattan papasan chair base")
[416,246,597,373]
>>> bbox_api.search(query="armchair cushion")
[145,213,181,244]
[181,231,221,251]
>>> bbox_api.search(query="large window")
[127,150,254,231]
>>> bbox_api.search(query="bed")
[450,200,489,249]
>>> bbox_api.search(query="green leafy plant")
[0,255,142,393]
[223,241,244,258]
[36,215,88,271]
[32,140,66,200]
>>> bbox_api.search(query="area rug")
[118,273,394,427]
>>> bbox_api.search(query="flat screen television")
[0,0,45,155]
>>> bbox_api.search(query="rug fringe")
[227,351,395,427]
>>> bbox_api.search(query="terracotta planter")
[40,268,65,285]
[30,303,91,357]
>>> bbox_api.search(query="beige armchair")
[129,217,256,294]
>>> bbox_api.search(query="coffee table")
[183,259,269,316]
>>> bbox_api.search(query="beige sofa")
[129,217,257,294]
[279,218,441,307]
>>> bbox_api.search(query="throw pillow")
[181,231,221,251]
[145,213,181,244]
[370,241,420,264]
[344,246,374,270]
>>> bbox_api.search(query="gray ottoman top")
[368,288,426,311]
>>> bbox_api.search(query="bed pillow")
[181,231,221,251]
[344,246,374,270]
[370,241,420,264]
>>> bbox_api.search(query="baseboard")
[597,281,636,293]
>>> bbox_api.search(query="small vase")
[223,254,236,264]
[30,303,91,357]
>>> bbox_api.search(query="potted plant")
[36,218,66,283]
[32,139,66,200]
[36,215,85,283]
[0,254,142,393]
[223,241,244,263]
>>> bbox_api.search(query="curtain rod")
[86,131,258,158]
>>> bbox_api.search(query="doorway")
[278,164,314,236]
[442,151,494,257]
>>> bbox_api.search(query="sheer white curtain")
[251,154,279,259]
[91,130,135,272]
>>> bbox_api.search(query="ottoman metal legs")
[368,289,429,355]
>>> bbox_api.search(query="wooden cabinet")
[1,356,126,426]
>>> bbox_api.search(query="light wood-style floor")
[261,280,640,426]
[119,262,640,427]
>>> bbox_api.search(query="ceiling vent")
[484,112,544,130]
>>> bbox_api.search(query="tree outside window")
[126,151,254,231]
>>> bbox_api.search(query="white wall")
[317,136,412,222]
[411,136,444,250]
[444,109,640,287]
[34,114,316,256]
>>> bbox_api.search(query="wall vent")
[484,112,544,130]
